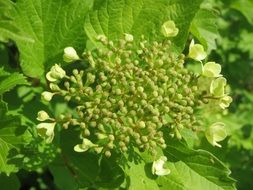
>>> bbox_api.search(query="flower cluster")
[37,21,231,157]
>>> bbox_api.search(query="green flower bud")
[41,91,55,102]
[188,40,207,61]
[118,100,124,107]
[152,156,170,176]
[86,73,96,84]
[137,86,144,93]
[105,150,111,157]
[124,33,134,42]
[63,47,80,63]
[94,147,103,153]
[161,20,179,37]
[153,91,158,97]
[115,88,122,95]
[108,134,115,141]
[80,122,86,129]
[36,122,56,143]
[84,129,90,136]
[37,110,50,121]
[49,83,60,91]
[205,122,227,147]
[90,121,97,127]
[96,133,107,139]
[138,121,146,128]
[202,62,222,78]
[107,142,114,149]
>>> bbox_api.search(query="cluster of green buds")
[36,20,231,158]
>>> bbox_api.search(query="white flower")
[41,91,55,102]
[124,33,134,42]
[205,122,227,147]
[219,95,232,109]
[161,20,179,37]
[210,77,227,97]
[188,40,207,61]
[46,64,66,82]
[37,110,50,121]
[36,122,56,143]
[202,62,222,78]
[152,156,171,176]
[63,47,80,63]
[74,138,97,152]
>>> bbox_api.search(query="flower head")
[188,40,207,61]
[152,156,170,176]
[74,138,97,152]
[202,62,222,78]
[210,77,227,97]
[161,20,179,37]
[63,47,80,63]
[37,110,50,121]
[36,122,56,143]
[41,91,55,102]
[205,122,227,147]
[219,95,232,109]
[46,64,66,82]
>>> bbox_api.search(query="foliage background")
[0,0,253,189]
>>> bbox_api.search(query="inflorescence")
[37,22,232,157]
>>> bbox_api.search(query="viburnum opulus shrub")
[0,0,237,189]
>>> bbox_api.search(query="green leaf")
[157,161,228,190]
[238,30,253,59]
[9,0,94,78]
[59,130,100,188]
[0,174,20,190]
[85,0,203,51]
[190,9,219,52]
[126,161,159,190]
[0,0,32,43]
[0,68,28,95]
[0,100,32,175]
[231,0,253,25]
[49,157,79,190]
[97,156,125,188]
[161,137,236,190]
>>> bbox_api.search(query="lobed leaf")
[0,0,32,43]
[8,0,94,78]
[0,68,28,95]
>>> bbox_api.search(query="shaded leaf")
[0,173,20,190]
[231,0,253,25]
[0,68,28,95]
[190,9,219,51]
[0,100,32,175]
